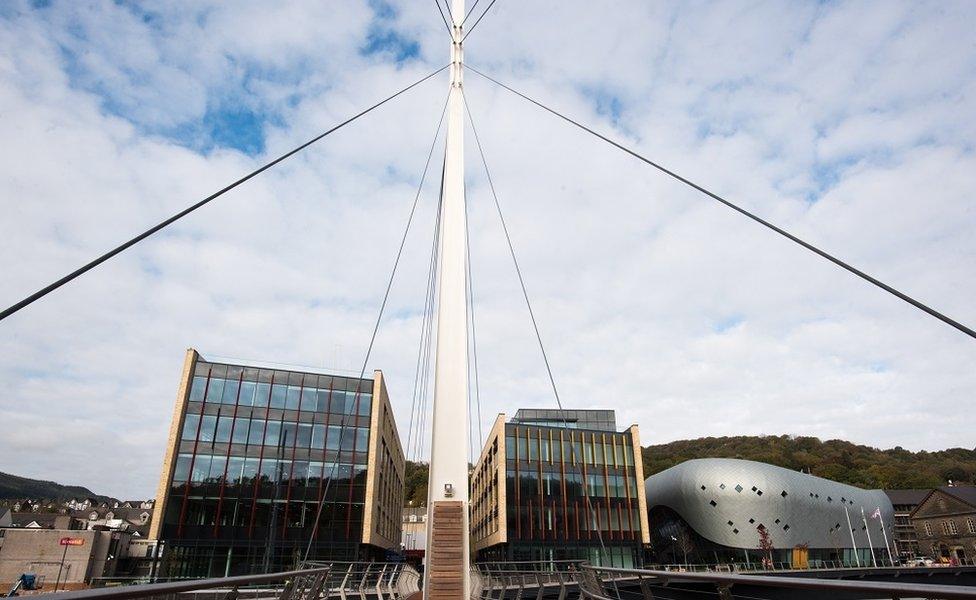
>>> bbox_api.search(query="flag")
[870,507,881,519]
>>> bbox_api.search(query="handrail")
[581,564,976,600]
[45,568,331,600]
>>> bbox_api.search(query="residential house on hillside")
[8,513,82,530]
[911,486,976,563]
[65,498,98,511]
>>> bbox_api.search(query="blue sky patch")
[202,105,266,155]
[361,28,420,64]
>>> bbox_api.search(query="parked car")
[910,557,935,567]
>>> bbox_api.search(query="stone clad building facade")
[910,486,976,563]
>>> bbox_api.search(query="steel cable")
[302,87,450,564]
[465,64,976,341]
[0,64,449,323]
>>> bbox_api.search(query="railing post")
[555,570,567,600]
[279,578,297,600]
[375,564,388,600]
[638,576,655,600]
[357,564,370,600]
[338,564,353,600]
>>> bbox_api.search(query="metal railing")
[38,563,419,600]
[300,562,419,600]
[578,563,976,600]
[36,568,331,600]
[474,561,586,600]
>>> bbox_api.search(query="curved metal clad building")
[645,458,895,566]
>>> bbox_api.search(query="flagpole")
[875,507,895,565]
[845,506,861,567]
[861,507,878,568]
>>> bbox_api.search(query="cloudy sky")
[1,1,974,499]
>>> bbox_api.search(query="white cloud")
[0,0,974,498]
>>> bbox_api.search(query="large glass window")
[311,424,327,450]
[270,384,287,409]
[173,454,193,483]
[297,424,313,449]
[232,417,250,444]
[588,473,604,497]
[315,389,330,413]
[189,376,207,402]
[280,423,297,447]
[340,427,357,451]
[528,432,538,460]
[291,461,309,485]
[199,415,218,443]
[248,419,266,446]
[254,382,271,407]
[239,381,256,407]
[327,426,342,450]
[206,379,225,403]
[242,458,259,483]
[182,414,200,440]
[226,457,245,484]
[264,421,281,447]
[215,414,233,443]
[330,391,349,415]
[357,395,372,416]
[300,386,316,410]
[221,380,240,405]
[260,459,279,482]
[506,435,516,459]
[191,455,212,483]
[286,386,302,410]
[355,427,369,452]
[208,455,227,482]
[308,461,324,486]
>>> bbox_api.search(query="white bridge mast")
[425,1,469,599]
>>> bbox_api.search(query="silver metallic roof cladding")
[645,458,894,549]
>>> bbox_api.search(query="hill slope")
[0,471,113,502]
[642,435,976,489]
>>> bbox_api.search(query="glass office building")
[470,410,649,567]
[149,350,404,577]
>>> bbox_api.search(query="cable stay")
[0,64,450,324]
[406,171,444,464]
[465,64,976,342]
[301,89,451,564]
[462,90,565,408]
[461,0,500,43]
[462,92,621,588]
[438,0,455,24]
[465,195,484,456]
[460,0,482,28]
[432,0,453,37]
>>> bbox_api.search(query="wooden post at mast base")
[424,1,470,599]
